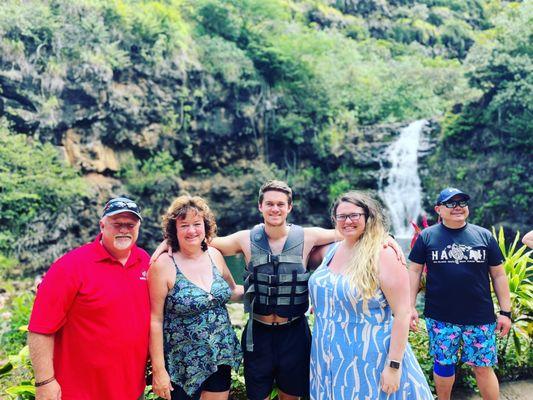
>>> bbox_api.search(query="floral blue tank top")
[163,252,242,396]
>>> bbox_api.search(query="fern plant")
[491,227,532,357]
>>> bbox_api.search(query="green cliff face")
[0,0,529,273]
[420,1,532,233]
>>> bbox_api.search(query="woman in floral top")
[149,195,243,400]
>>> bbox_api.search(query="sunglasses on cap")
[102,199,142,219]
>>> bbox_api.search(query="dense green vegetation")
[2,0,530,271]
[0,120,88,274]
[0,1,531,396]
[420,0,532,230]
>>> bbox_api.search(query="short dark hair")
[162,195,217,252]
[258,180,293,205]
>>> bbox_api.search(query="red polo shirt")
[29,234,150,400]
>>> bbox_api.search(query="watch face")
[389,360,401,369]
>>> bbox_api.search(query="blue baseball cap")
[102,197,142,220]
[436,188,470,205]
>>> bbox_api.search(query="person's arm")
[28,332,61,400]
[407,262,424,332]
[303,227,338,247]
[209,247,244,302]
[489,264,512,337]
[522,230,533,248]
[209,230,248,256]
[148,258,173,400]
[28,257,79,400]
[379,247,411,395]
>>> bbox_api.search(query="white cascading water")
[379,119,427,238]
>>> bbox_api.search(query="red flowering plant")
[410,215,430,290]
[410,214,430,249]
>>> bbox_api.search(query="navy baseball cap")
[102,197,142,220]
[436,188,470,205]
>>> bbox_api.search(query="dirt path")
[454,379,533,399]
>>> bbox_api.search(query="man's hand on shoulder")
[383,236,406,266]
[150,239,171,266]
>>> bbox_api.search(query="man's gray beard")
[113,236,133,250]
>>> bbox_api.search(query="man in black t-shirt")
[408,188,511,400]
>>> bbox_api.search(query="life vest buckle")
[268,254,280,266]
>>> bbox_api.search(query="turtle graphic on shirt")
[447,243,471,264]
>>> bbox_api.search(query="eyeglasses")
[335,213,366,222]
[110,222,138,230]
[104,200,140,214]
[441,200,468,208]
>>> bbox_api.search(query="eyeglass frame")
[334,212,367,222]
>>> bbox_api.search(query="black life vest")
[243,223,309,317]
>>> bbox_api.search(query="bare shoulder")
[379,247,405,275]
[208,246,223,257]
[149,254,174,278]
[208,246,225,263]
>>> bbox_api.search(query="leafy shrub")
[0,291,33,357]
[491,227,532,373]
[0,121,87,258]
[0,345,35,400]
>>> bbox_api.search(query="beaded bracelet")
[35,376,55,387]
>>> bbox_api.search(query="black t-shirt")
[408,223,504,325]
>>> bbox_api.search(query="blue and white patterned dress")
[309,244,433,400]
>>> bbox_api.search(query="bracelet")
[35,376,55,387]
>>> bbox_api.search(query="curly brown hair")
[162,195,217,252]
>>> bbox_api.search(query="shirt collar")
[92,233,142,268]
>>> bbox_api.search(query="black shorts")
[170,364,231,400]
[242,317,311,400]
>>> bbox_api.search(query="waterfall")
[379,119,427,238]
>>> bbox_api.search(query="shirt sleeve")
[28,256,81,334]
[487,236,505,266]
[408,234,427,265]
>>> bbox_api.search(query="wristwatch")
[389,359,401,369]
[499,310,512,319]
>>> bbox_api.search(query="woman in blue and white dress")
[309,191,432,400]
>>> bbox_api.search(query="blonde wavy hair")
[331,191,389,303]
[162,195,217,252]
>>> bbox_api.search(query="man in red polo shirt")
[28,197,150,400]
